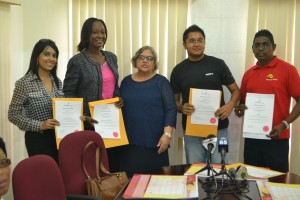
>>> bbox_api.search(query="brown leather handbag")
[82,141,128,200]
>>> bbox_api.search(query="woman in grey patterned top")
[8,39,64,163]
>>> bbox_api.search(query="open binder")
[123,174,198,199]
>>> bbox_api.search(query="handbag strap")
[82,141,101,179]
[82,141,111,179]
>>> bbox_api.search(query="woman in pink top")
[63,17,123,172]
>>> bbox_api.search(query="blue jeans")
[184,128,229,164]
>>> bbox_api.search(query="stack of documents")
[122,174,198,199]
[184,163,221,177]
[185,163,284,179]
[257,180,300,200]
[225,163,284,180]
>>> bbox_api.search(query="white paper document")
[191,89,220,125]
[243,93,274,140]
[145,176,187,196]
[267,182,300,200]
[54,100,83,138]
[94,104,120,139]
[245,166,284,179]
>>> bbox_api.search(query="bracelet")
[164,132,172,139]
[177,105,182,113]
[282,120,289,129]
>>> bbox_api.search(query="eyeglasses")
[253,42,271,49]
[137,55,154,62]
[187,39,204,45]
[0,158,11,168]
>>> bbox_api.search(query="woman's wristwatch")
[164,132,172,139]
[177,105,182,113]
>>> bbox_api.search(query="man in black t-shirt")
[170,25,241,164]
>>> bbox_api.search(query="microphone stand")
[211,149,234,181]
[195,149,218,176]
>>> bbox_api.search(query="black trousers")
[244,138,289,172]
[25,129,58,164]
[118,145,169,178]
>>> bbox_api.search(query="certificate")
[93,104,120,139]
[89,98,129,148]
[243,93,274,140]
[191,89,220,125]
[186,88,221,137]
[52,98,84,148]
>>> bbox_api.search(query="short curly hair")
[131,46,158,70]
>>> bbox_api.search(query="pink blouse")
[101,61,116,99]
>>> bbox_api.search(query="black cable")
[199,178,252,200]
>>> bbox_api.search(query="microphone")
[228,166,249,180]
[218,137,228,164]
[218,137,228,153]
[196,134,218,176]
[236,165,249,179]
[202,134,217,154]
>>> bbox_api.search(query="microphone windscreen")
[207,134,216,139]
[228,168,236,179]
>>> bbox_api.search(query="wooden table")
[115,164,300,200]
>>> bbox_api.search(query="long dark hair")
[26,39,60,88]
[77,17,107,52]
[0,137,7,156]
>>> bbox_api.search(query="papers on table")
[243,93,274,140]
[225,163,284,179]
[256,180,272,199]
[123,174,198,199]
[52,98,84,148]
[267,182,300,200]
[257,180,300,200]
[186,88,221,137]
[184,163,221,177]
[185,163,284,180]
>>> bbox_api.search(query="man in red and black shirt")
[235,29,300,172]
